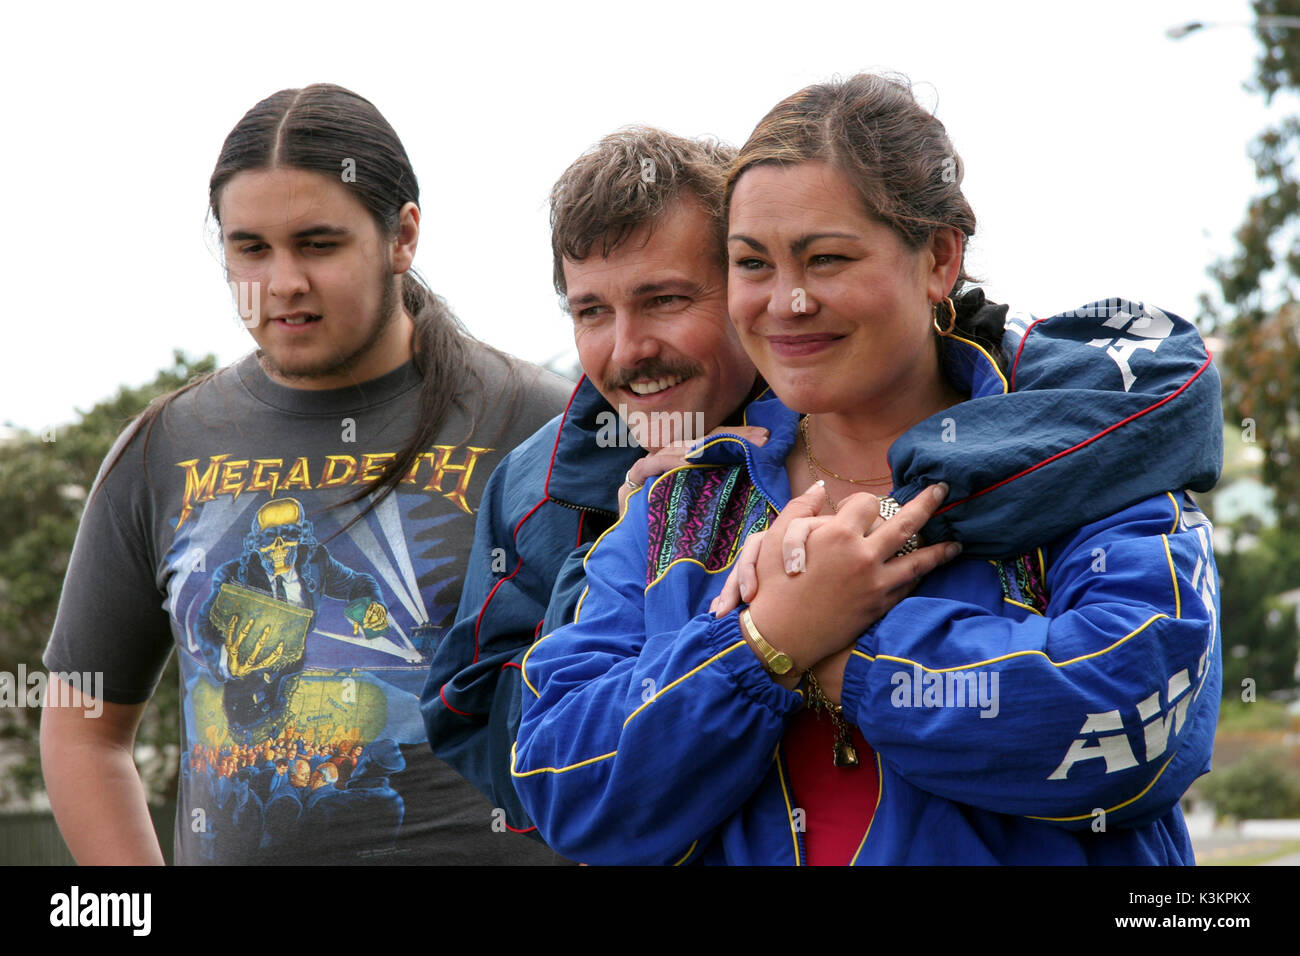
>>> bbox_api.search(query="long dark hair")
[105,84,513,514]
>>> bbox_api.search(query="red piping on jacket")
[438,380,584,711]
[439,683,474,717]
[938,323,1213,516]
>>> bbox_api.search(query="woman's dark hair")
[725,73,999,357]
[726,73,976,288]
[106,84,513,514]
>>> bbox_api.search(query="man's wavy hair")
[549,126,736,298]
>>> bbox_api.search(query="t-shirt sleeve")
[43,430,175,705]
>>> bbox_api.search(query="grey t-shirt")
[45,343,573,864]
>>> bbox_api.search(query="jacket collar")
[545,377,643,514]
[688,333,1008,507]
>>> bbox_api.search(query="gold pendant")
[833,738,859,768]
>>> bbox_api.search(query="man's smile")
[627,372,688,396]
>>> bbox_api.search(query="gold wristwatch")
[739,608,795,676]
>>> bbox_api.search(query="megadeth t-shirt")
[45,345,571,864]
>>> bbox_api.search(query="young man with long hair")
[41,84,571,865]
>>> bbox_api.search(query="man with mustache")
[422,128,765,838]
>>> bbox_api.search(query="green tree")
[0,351,216,804]
[1208,0,1300,532]
[1217,527,1300,699]
[1198,748,1300,820]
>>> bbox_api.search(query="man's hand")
[618,425,769,515]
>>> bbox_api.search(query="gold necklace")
[804,441,839,513]
[799,417,892,513]
[800,416,892,485]
[804,669,859,768]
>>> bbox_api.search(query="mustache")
[604,360,700,394]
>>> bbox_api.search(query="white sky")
[0,0,1281,432]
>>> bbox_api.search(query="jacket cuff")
[707,607,804,718]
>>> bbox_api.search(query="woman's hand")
[710,528,770,617]
[740,482,960,673]
[618,426,769,515]
[711,486,842,617]
[711,482,915,619]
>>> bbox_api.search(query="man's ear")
[925,227,964,301]
[392,201,420,275]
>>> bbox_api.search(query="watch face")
[770,652,794,675]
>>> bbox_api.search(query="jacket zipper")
[549,497,616,518]
[774,743,805,866]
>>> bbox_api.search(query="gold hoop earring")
[932,297,956,336]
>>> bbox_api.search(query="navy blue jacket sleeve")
[541,543,595,635]
[891,299,1223,557]
[420,421,583,836]
[455,540,596,835]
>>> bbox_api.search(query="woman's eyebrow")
[728,232,860,255]
[728,233,766,252]
[791,232,859,254]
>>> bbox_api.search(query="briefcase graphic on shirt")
[209,582,311,678]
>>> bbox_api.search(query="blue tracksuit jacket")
[509,299,1223,864]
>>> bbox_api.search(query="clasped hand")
[713,481,961,680]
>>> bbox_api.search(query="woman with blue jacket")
[512,74,1223,865]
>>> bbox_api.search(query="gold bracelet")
[739,608,795,676]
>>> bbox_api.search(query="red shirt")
[784,708,880,865]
